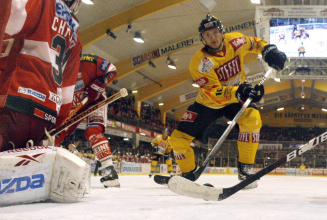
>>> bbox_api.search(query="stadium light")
[133,32,144,43]
[82,0,94,4]
[251,0,260,4]
[277,107,284,111]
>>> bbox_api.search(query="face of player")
[201,28,224,51]
[162,131,168,139]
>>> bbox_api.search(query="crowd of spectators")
[60,88,327,170]
[106,89,178,133]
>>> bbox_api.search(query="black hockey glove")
[236,83,264,103]
[262,44,286,71]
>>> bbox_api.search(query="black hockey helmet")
[64,0,82,14]
[198,14,224,33]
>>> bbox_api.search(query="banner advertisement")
[258,144,283,150]
[131,36,200,67]
[264,93,293,105]
[121,163,142,173]
[246,73,264,83]
[208,167,227,174]
[179,90,199,103]
[256,6,327,20]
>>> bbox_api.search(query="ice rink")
[1,174,327,220]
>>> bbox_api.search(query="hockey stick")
[46,88,128,138]
[67,97,89,120]
[156,152,177,163]
[168,131,327,201]
[154,68,273,185]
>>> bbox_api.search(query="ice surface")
[1,174,327,220]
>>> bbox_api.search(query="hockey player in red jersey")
[0,0,11,50]
[0,0,82,152]
[55,54,120,188]
[170,15,286,189]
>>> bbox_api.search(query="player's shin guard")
[166,159,173,176]
[86,127,119,188]
[151,159,158,172]
[170,130,196,173]
[237,108,262,189]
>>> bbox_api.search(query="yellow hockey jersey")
[152,135,171,154]
[189,32,268,109]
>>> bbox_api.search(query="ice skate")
[100,166,120,188]
[237,161,258,189]
[149,171,153,178]
[178,166,200,182]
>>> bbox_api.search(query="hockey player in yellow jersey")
[170,15,286,188]
[149,128,173,178]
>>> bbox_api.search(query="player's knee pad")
[0,146,90,206]
[151,160,158,172]
[151,160,158,166]
[166,159,172,166]
[170,130,194,152]
[238,108,262,131]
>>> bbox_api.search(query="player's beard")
[205,37,224,54]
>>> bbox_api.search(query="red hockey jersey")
[72,54,117,126]
[0,0,81,125]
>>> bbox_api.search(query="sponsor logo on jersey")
[73,91,85,107]
[198,57,214,74]
[181,110,198,122]
[214,56,241,82]
[229,37,247,52]
[74,79,85,91]
[81,55,96,63]
[49,91,62,106]
[18,87,46,101]
[0,174,44,195]
[159,142,167,147]
[90,83,105,93]
[33,108,56,124]
[55,0,79,40]
[238,132,250,142]
[14,153,44,166]
[99,59,110,74]
[195,77,209,88]
[252,133,260,143]
[174,153,186,160]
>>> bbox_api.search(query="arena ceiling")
[76,0,327,123]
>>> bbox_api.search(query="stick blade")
[168,176,222,201]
